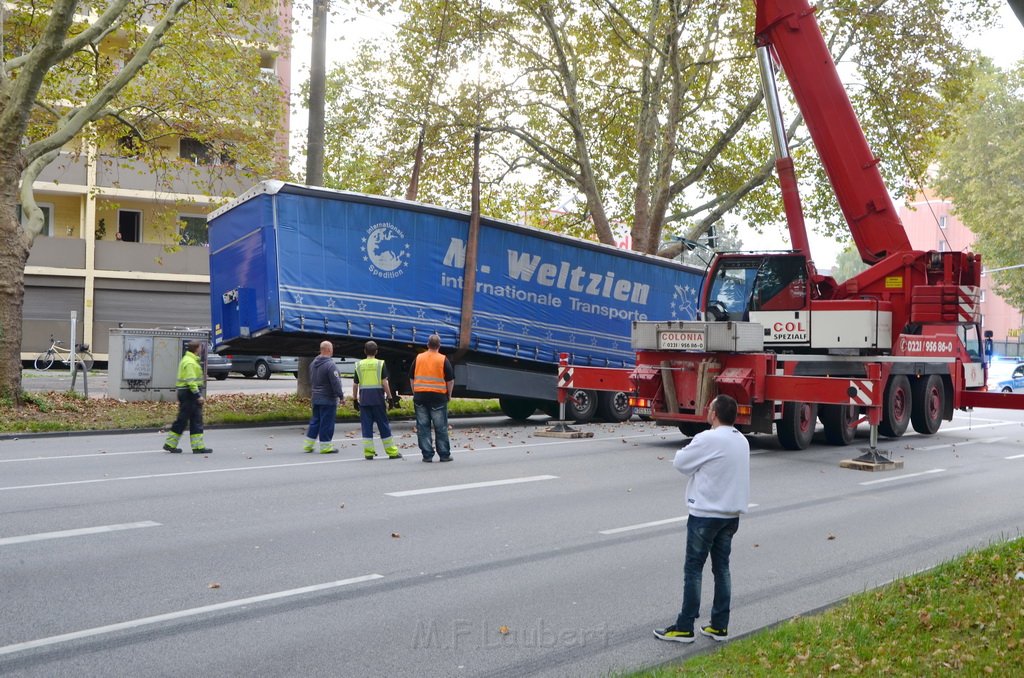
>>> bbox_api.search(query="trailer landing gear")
[839,425,903,471]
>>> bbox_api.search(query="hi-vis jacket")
[176,351,203,394]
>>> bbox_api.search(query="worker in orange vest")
[411,334,454,462]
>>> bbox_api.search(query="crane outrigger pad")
[534,421,594,439]
[840,448,904,472]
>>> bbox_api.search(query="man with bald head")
[303,340,346,454]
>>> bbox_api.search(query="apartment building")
[900,194,1023,343]
[17,1,292,363]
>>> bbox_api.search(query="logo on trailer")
[364,222,411,279]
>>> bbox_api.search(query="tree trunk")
[0,170,31,404]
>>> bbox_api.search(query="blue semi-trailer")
[207,181,703,421]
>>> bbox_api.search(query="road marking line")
[936,421,1017,433]
[916,436,1007,451]
[0,573,383,658]
[0,458,363,492]
[1006,453,1024,460]
[860,468,946,486]
[0,521,161,547]
[599,504,757,535]
[600,516,687,535]
[0,450,160,463]
[386,475,558,497]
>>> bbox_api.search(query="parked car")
[333,357,357,375]
[226,355,299,379]
[205,347,232,380]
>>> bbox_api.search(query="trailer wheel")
[911,374,943,435]
[565,389,598,423]
[879,375,911,438]
[678,423,710,437]
[821,403,858,446]
[597,391,633,423]
[498,397,538,422]
[777,401,817,450]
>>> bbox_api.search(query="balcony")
[95,155,255,197]
[37,152,89,187]
[26,236,86,269]
[94,240,210,276]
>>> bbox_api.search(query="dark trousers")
[675,515,739,631]
[359,404,392,440]
[171,388,203,436]
[306,402,338,442]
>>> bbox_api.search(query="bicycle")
[34,335,95,371]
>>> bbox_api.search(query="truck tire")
[597,391,633,423]
[678,422,710,437]
[911,374,943,435]
[498,397,538,422]
[777,401,817,450]
[879,375,911,438]
[255,360,272,380]
[538,401,561,419]
[821,403,857,446]
[566,389,598,423]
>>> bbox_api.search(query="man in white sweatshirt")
[655,394,750,644]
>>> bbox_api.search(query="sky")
[288,3,1023,269]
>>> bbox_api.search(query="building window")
[118,209,142,242]
[179,215,208,246]
[16,203,54,236]
[939,215,948,229]
[180,137,214,165]
[979,289,986,303]
[938,240,949,252]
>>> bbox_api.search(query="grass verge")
[0,391,502,434]
[631,536,1024,677]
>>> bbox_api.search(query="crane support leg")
[840,365,904,471]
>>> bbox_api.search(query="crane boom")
[755,0,911,264]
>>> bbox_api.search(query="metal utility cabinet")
[107,328,209,401]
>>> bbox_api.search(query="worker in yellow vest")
[412,334,454,462]
[352,341,402,460]
[164,340,212,454]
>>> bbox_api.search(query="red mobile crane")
[557,0,1024,455]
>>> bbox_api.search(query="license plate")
[633,407,651,416]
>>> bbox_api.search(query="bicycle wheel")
[34,350,56,370]
[76,351,95,371]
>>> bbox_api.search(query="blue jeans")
[675,515,739,631]
[415,402,450,460]
[306,402,337,442]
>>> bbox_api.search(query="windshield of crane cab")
[706,255,807,319]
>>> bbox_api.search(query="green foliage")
[935,61,1024,309]
[319,0,996,256]
[830,242,870,282]
[629,537,1024,677]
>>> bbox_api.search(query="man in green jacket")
[164,340,212,454]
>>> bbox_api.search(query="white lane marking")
[0,450,160,463]
[0,458,364,492]
[599,504,757,535]
[935,421,1017,433]
[386,475,558,497]
[1006,453,1024,460]
[600,516,687,535]
[0,573,384,658]
[0,521,161,547]
[860,468,946,486]
[915,436,1007,451]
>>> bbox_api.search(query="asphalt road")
[2,410,1023,677]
